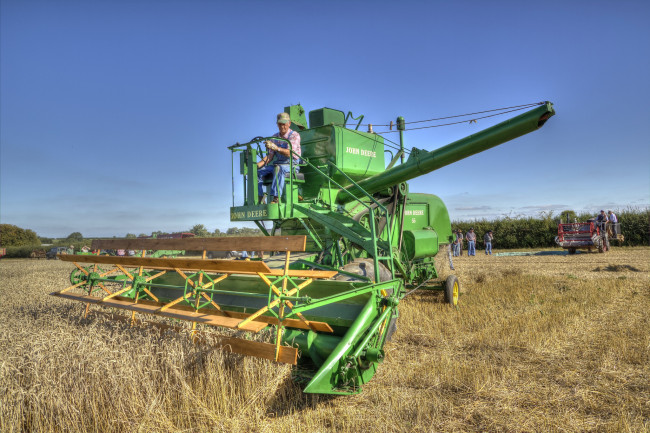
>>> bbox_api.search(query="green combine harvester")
[52,101,555,394]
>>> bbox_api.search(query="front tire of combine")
[444,275,460,306]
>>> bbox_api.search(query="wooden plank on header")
[91,236,306,252]
[58,254,273,274]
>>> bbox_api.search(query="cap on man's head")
[277,112,291,124]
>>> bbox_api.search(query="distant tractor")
[30,249,47,259]
[555,219,623,254]
[46,246,69,259]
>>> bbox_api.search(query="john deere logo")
[231,209,268,220]
[345,147,376,158]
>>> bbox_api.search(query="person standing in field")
[484,230,493,255]
[596,210,608,232]
[456,229,464,256]
[607,210,617,223]
[466,228,477,256]
[452,230,460,256]
[607,210,619,236]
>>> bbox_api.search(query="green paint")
[64,102,554,395]
[221,102,555,393]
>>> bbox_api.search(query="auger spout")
[337,102,555,204]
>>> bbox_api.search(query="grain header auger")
[51,102,555,395]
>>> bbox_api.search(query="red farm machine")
[51,101,556,394]
[555,219,623,254]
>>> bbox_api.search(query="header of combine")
[52,101,555,396]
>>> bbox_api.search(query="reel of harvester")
[51,235,401,394]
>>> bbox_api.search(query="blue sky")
[1,0,649,238]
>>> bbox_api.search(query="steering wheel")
[249,136,266,158]
[250,135,291,160]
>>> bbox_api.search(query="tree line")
[0,224,263,258]
[451,208,649,249]
[122,224,263,239]
[1,208,648,258]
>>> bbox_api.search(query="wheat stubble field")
[1,248,648,433]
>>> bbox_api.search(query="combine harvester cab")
[53,101,555,394]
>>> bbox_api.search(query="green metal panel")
[402,229,439,260]
[407,193,453,244]
[403,203,429,230]
[336,127,385,181]
[299,125,385,198]
[239,151,248,175]
[285,104,308,130]
[309,107,345,128]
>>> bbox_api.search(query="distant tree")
[239,227,262,236]
[190,224,210,237]
[39,237,54,244]
[558,210,577,223]
[125,233,137,239]
[213,228,222,237]
[226,227,240,236]
[0,224,40,247]
[65,232,84,242]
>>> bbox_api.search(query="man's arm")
[263,140,292,158]
[257,151,274,168]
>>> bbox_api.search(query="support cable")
[337,101,545,130]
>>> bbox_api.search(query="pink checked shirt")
[269,129,301,164]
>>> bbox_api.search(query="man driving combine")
[257,112,301,204]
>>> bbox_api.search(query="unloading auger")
[52,102,555,394]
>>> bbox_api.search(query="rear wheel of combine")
[444,275,460,306]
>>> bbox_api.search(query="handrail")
[286,148,395,281]
[230,137,396,282]
[324,161,395,280]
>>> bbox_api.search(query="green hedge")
[3,245,47,258]
[452,208,649,249]
[3,241,90,258]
